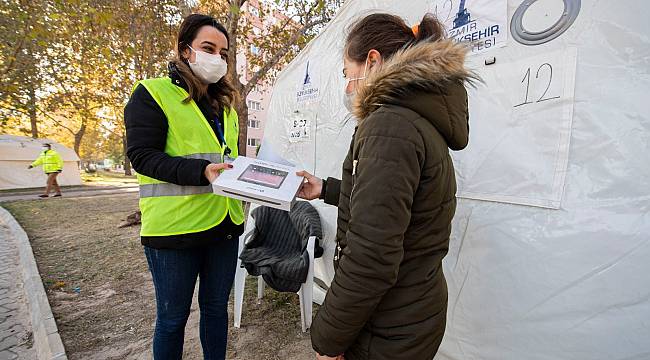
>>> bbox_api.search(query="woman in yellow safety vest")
[124,14,244,360]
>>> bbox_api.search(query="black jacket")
[124,63,244,249]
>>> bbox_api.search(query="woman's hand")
[297,170,323,200]
[204,163,233,183]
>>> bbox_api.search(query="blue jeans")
[144,238,238,360]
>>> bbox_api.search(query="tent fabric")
[0,135,82,190]
[259,0,650,359]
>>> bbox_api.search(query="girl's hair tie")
[412,24,420,37]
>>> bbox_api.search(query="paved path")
[0,185,139,203]
[0,222,35,359]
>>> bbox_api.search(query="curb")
[0,207,67,360]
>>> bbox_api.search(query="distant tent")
[0,135,82,190]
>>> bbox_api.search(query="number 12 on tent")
[511,48,577,109]
[514,62,561,108]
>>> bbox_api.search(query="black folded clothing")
[240,201,323,293]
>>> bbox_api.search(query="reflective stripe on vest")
[183,152,222,163]
[139,183,212,198]
[138,152,220,197]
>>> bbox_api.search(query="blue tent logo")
[453,0,472,29]
[297,60,320,102]
[303,61,311,87]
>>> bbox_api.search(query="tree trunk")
[27,83,38,138]
[74,122,86,156]
[236,99,249,156]
[225,1,248,155]
[122,134,132,175]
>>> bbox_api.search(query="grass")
[3,193,313,359]
[80,170,138,187]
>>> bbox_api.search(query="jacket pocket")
[366,307,447,360]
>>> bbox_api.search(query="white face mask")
[187,46,228,84]
[343,90,356,113]
[41,147,49,151]
[343,60,369,113]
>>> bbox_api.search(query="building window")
[248,120,261,129]
[247,100,261,111]
[248,138,261,147]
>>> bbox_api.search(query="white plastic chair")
[233,226,316,332]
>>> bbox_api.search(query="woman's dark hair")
[171,14,239,110]
[345,13,446,63]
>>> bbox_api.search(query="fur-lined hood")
[352,40,474,150]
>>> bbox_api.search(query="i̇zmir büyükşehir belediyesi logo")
[447,0,503,54]
[297,60,320,103]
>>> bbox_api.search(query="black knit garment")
[240,201,324,293]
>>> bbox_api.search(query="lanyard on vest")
[213,117,232,161]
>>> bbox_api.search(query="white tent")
[259,0,650,359]
[0,135,82,190]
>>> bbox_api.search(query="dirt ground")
[4,193,314,359]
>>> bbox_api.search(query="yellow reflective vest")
[133,77,244,237]
[31,149,63,173]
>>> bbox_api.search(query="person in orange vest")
[28,143,63,198]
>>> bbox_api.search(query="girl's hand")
[297,170,323,200]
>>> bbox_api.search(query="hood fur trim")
[353,40,476,120]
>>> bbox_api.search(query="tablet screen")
[237,164,288,189]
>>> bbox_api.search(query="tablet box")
[212,156,303,211]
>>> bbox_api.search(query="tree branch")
[243,14,328,96]
[0,37,26,77]
[0,102,77,135]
